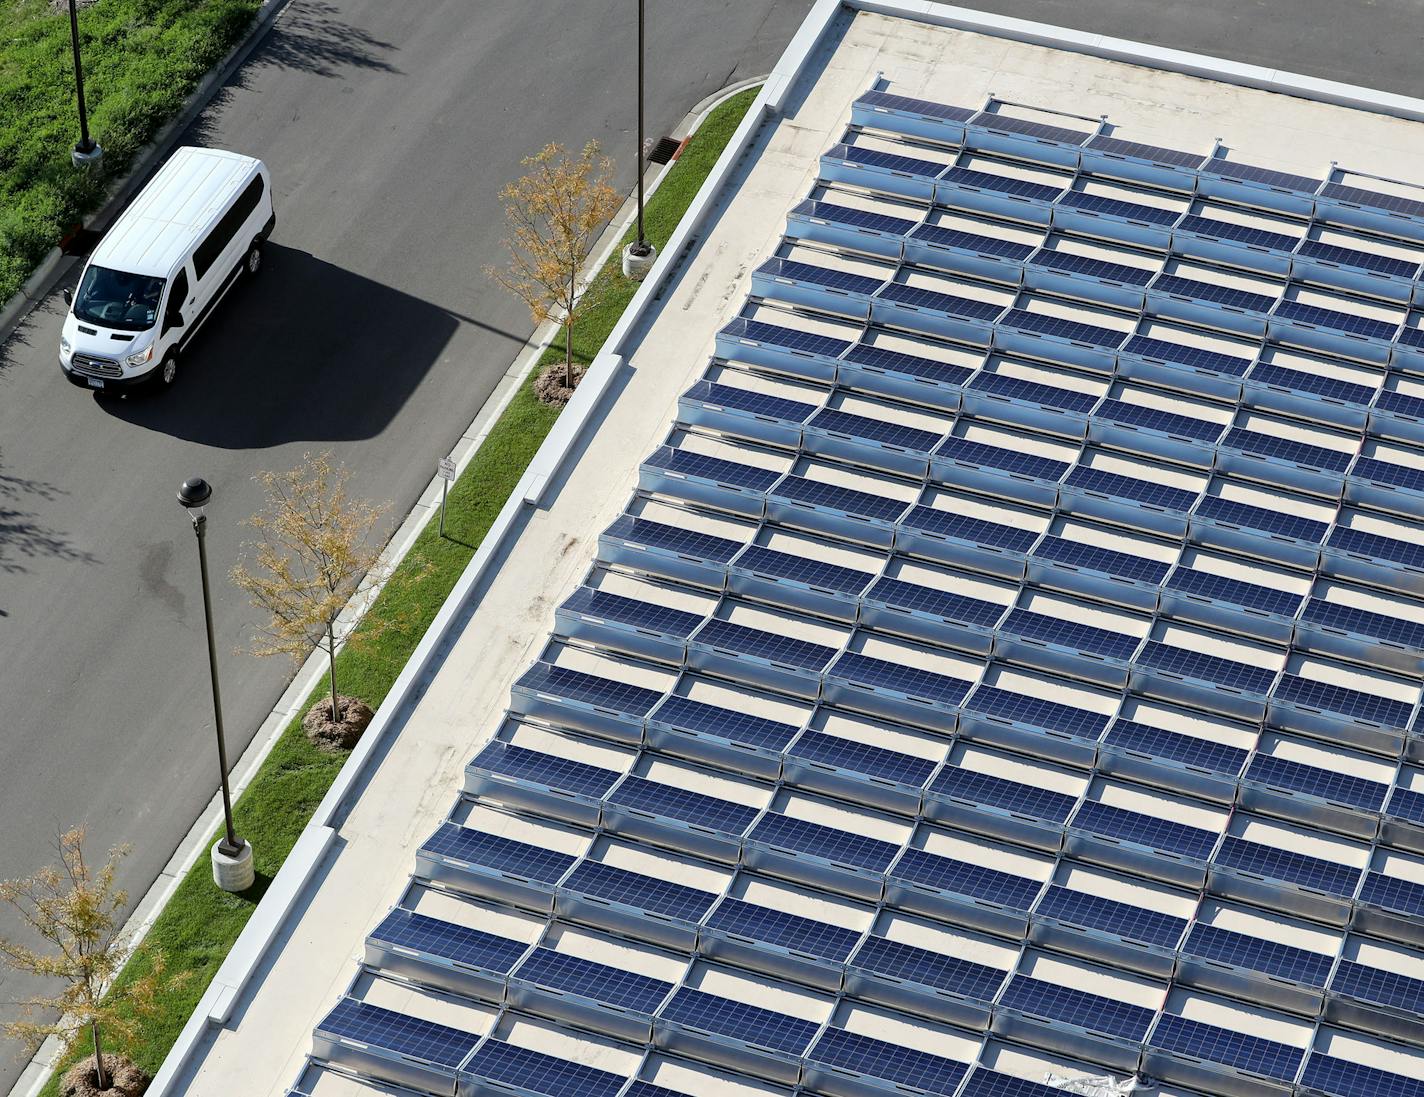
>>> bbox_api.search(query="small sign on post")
[437,456,456,538]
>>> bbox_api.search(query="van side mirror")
[62,289,72,306]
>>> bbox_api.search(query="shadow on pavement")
[0,449,96,593]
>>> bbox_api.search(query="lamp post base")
[211,839,254,892]
[622,242,657,281]
[71,141,103,169]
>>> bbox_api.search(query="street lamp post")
[66,0,102,169]
[621,0,657,280]
[177,477,253,892]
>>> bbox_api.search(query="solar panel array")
[300,88,1424,1097]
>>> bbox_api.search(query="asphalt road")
[0,0,1420,1088]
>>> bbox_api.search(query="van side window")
[192,175,266,280]
[162,269,189,334]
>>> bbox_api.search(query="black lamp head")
[177,477,212,511]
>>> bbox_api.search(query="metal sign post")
[437,456,456,538]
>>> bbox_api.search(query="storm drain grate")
[647,136,682,164]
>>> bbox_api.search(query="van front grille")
[71,353,122,379]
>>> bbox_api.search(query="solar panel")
[720,317,853,359]
[707,897,863,960]
[650,695,802,751]
[1071,800,1219,859]
[606,775,760,834]
[1221,425,1353,472]
[1035,885,1187,947]
[960,1070,1073,1097]
[1298,238,1420,278]
[1332,959,1424,1013]
[998,308,1127,349]
[561,859,717,921]
[370,909,529,973]
[1246,753,1388,810]
[794,198,918,238]
[867,575,1006,627]
[1120,334,1251,376]
[693,618,839,671]
[1376,389,1424,419]
[826,142,946,180]
[935,435,1071,481]
[974,112,1092,146]
[602,515,743,563]
[462,1039,627,1097]
[929,764,1078,822]
[319,998,478,1069]
[734,544,874,595]
[999,976,1155,1040]
[684,378,818,424]
[970,371,1101,413]
[515,663,664,716]
[1031,535,1173,584]
[809,407,944,451]
[1135,639,1277,694]
[999,607,1142,660]
[941,166,1065,203]
[1398,325,1424,349]
[810,1027,969,1095]
[1153,274,1278,314]
[771,475,911,522]
[830,650,973,706]
[877,281,1008,322]
[1165,566,1304,616]
[1353,455,1424,493]
[659,987,819,1053]
[644,446,782,492]
[857,90,976,123]
[891,848,1045,908]
[1056,190,1181,227]
[1322,181,1424,220]
[843,343,976,386]
[966,684,1111,738]
[1275,300,1399,341]
[789,729,939,787]
[1274,672,1414,727]
[561,587,706,637]
[1149,1013,1304,1081]
[1064,465,1200,511]
[515,947,673,1012]
[1176,214,1300,252]
[1301,1054,1424,1097]
[852,934,1007,999]
[1360,872,1424,916]
[1215,836,1361,895]
[1389,786,1424,827]
[1086,134,1204,168]
[1328,525,1424,568]
[758,257,886,297]
[1030,249,1155,287]
[1248,362,1377,405]
[749,812,902,872]
[1183,922,1333,985]
[421,822,575,883]
[470,741,620,798]
[1104,719,1248,775]
[1206,159,1322,194]
[1194,495,1330,543]
[901,506,1042,552]
[1092,398,1224,443]
[911,222,1036,260]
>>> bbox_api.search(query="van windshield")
[72,265,165,331]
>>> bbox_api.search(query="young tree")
[485,141,621,390]
[230,451,392,726]
[0,829,179,1092]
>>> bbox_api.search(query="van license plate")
[86,377,104,389]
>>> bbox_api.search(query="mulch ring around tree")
[302,694,374,752]
[534,361,587,406]
[61,1055,150,1097]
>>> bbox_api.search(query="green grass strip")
[36,84,760,1091]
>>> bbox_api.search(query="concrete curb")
[0,0,297,345]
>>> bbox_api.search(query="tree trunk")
[327,624,341,723]
[91,1021,108,1090]
[564,316,573,390]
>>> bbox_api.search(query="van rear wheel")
[244,240,263,276]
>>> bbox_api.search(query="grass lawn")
[0,0,261,305]
[34,83,761,1091]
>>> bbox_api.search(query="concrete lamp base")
[71,142,103,170]
[211,839,254,892]
[622,242,657,281]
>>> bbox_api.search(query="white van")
[59,146,274,392]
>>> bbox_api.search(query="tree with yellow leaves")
[485,141,620,392]
[0,829,183,1093]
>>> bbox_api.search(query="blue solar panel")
[1298,238,1420,279]
[811,1027,969,1095]
[371,909,529,972]
[1136,640,1277,694]
[515,947,673,1012]
[707,897,862,961]
[644,446,781,493]
[935,436,1070,482]
[1195,494,1330,543]
[929,765,1078,822]
[1183,922,1333,985]
[1057,191,1181,227]
[1104,719,1248,775]
[961,1070,1073,1097]
[749,812,901,872]
[462,1039,626,1097]
[1377,389,1424,420]
[1000,608,1142,660]
[694,618,839,671]
[734,544,873,595]
[1071,800,1219,859]
[1030,249,1154,286]
[789,729,939,787]
[974,112,1091,146]
[1302,1054,1424,1097]
[970,371,1100,413]
[515,663,664,716]
[1153,274,1278,314]
[912,223,1036,260]
[1329,525,1424,569]
[966,684,1111,739]
[1092,398,1224,442]
[826,142,946,180]
[1207,159,1321,193]
[867,575,1007,627]
[720,317,853,360]
[561,860,718,921]
[1274,673,1413,727]
[999,977,1154,1040]
[1086,135,1203,169]
[1353,455,1424,493]
[1176,214,1299,252]
[1360,872,1424,916]
[901,505,1041,552]
[830,651,972,706]
[1221,426,1352,472]
[607,775,759,834]
[1399,326,1424,349]
[1149,1013,1304,1081]
[772,475,911,522]
[758,257,886,297]
[561,587,705,637]
[853,934,1007,999]
[1332,959,1424,1013]
[1215,836,1361,895]
[1276,300,1400,341]
[878,281,1008,322]
[1165,566,1304,616]
[602,515,743,563]
[660,987,819,1053]
[421,822,575,883]
[1032,536,1172,585]
[1322,181,1424,220]
[793,198,918,238]
[998,308,1127,349]
[1036,885,1187,947]
[892,848,1044,908]
[857,91,976,123]
[1389,786,1424,828]
[809,407,944,452]
[1246,753,1388,810]
[470,742,620,798]
[843,343,976,387]
[1121,334,1252,376]
[321,999,478,1068]
[650,695,801,751]
[1248,362,1377,405]
[941,166,1065,203]
[684,379,817,424]
[1064,465,1200,511]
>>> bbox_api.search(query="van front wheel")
[244,240,263,277]
[159,353,179,387]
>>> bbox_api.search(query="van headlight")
[60,335,72,353]
[125,345,155,367]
